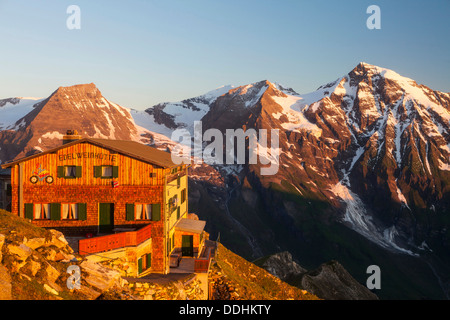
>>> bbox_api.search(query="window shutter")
[94,166,102,178]
[146,253,151,268]
[138,257,143,274]
[50,203,61,220]
[177,207,180,219]
[24,203,33,220]
[75,166,82,178]
[177,176,181,188]
[112,166,119,178]
[151,203,161,221]
[126,204,135,221]
[77,203,87,220]
[57,166,65,178]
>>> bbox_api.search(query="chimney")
[63,130,82,145]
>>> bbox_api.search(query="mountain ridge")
[1,62,449,299]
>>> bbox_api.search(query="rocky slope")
[210,243,319,300]
[0,209,128,299]
[254,252,378,300]
[0,208,320,300]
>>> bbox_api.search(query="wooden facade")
[0,168,12,211]
[2,136,206,275]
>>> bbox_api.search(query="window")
[94,166,118,178]
[168,195,178,213]
[65,166,76,178]
[126,203,160,221]
[58,166,82,179]
[138,253,152,274]
[135,204,152,220]
[34,204,51,220]
[102,166,112,178]
[62,203,78,219]
[181,189,186,204]
[5,183,12,197]
[24,203,86,221]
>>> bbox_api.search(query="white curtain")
[42,204,50,219]
[65,166,76,177]
[135,204,143,220]
[62,204,69,219]
[102,166,112,177]
[144,204,151,220]
[34,204,42,219]
[63,203,78,219]
[71,203,78,219]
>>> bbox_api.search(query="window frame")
[94,166,119,179]
[135,203,152,221]
[33,203,51,220]
[62,203,79,220]
[58,166,82,179]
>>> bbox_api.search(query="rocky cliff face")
[0,83,175,164]
[253,251,307,281]
[254,252,378,300]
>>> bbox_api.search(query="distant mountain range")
[1,62,449,299]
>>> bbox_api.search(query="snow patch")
[329,181,416,255]
[0,98,44,130]
[41,131,64,140]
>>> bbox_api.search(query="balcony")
[78,224,152,255]
[169,239,216,274]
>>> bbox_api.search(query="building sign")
[58,152,117,162]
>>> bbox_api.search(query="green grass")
[0,209,51,240]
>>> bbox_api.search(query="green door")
[181,235,194,257]
[99,203,114,233]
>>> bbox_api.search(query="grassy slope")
[213,243,319,300]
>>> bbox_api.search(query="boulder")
[80,260,122,293]
[48,230,72,252]
[43,283,59,296]
[22,259,41,277]
[44,262,61,284]
[0,264,12,300]
[24,237,46,250]
[7,243,32,261]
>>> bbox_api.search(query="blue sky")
[1,0,449,110]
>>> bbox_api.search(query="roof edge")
[1,138,177,169]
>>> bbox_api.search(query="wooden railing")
[78,224,152,255]
[194,246,212,273]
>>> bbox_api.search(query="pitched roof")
[1,138,177,169]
